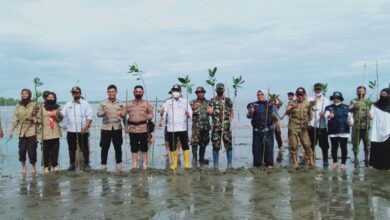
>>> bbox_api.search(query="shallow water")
[1,107,390,219]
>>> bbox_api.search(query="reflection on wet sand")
[0,168,389,219]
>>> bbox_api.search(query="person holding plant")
[97,84,125,172]
[247,90,278,168]
[37,92,63,173]
[325,91,353,170]
[349,86,371,167]
[61,86,93,172]
[308,83,330,167]
[160,84,192,170]
[369,88,390,170]
[190,86,211,164]
[286,87,314,168]
[9,89,38,174]
[207,83,234,169]
[124,85,153,170]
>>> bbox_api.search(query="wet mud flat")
[0,166,389,219]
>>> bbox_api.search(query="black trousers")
[18,136,37,164]
[43,138,60,167]
[308,127,330,160]
[167,131,189,151]
[253,129,274,167]
[67,132,90,166]
[100,129,123,164]
[330,137,348,164]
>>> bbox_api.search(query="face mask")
[46,100,56,105]
[172,91,180,99]
[216,91,224,96]
[135,94,142,99]
[315,93,322,97]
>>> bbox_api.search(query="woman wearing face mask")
[369,88,390,170]
[325,91,353,170]
[38,92,63,173]
[9,89,38,174]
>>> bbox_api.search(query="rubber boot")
[192,145,198,164]
[213,149,219,169]
[226,150,233,169]
[199,145,209,164]
[183,150,191,169]
[170,151,178,170]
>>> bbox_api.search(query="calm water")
[0,106,389,219]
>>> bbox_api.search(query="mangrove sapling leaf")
[206,67,218,96]
[320,83,328,96]
[128,62,148,100]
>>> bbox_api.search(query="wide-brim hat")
[330,91,344,101]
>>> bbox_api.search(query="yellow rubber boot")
[183,150,191,169]
[170,151,178,170]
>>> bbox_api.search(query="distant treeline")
[0,97,19,106]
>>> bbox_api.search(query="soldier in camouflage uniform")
[207,83,234,169]
[349,86,371,167]
[190,87,211,164]
[286,87,314,168]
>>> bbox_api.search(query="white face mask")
[315,92,322,97]
[172,91,180,99]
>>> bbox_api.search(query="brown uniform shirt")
[37,107,62,140]
[126,99,153,133]
[96,99,125,130]
[12,102,38,137]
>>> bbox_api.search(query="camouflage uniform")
[210,96,233,151]
[287,99,313,162]
[349,98,371,154]
[190,98,211,147]
[190,97,211,162]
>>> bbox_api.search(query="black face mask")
[216,91,224,97]
[135,95,143,100]
[44,100,58,110]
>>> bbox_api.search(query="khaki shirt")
[12,102,38,137]
[287,99,312,131]
[97,99,125,130]
[126,99,153,133]
[37,107,62,140]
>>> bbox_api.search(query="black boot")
[199,145,209,164]
[192,145,198,163]
[68,164,76,171]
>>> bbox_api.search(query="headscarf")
[44,92,60,111]
[19,88,32,106]
[374,88,390,113]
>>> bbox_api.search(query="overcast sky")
[1,0,389,102]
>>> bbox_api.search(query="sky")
[0,0,390,103]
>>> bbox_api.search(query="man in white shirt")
[160,84,192,170]
[308,83,330,167]
[61,86,93,171]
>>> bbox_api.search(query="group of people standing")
[2,81,390,174]
[248,82,390,171]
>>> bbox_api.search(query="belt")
[128,120,147,126]
[254,125,274,133]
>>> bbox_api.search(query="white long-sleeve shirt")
[308,95,330,128]
[162,97,192,132]
[370,105,390,142]
[61,99,93,132]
